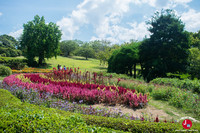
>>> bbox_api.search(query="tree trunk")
[129,66,132,77]
[39,52,44,66]
[140,62,143,73]
[134,64,136,79]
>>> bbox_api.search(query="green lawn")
[16,56,107,72]
[45,56,107,72]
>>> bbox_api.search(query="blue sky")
[0,0,200,44]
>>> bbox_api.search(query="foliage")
[0,89,123,133]
[60,40,79,57]
[190,30,200,49]
[0,47,22,57]
[0,65,12,76]
[139,9,190,81]
[151,78,200,94]
[188,48,200,79]
[0,34,22,57]
[75,43,95,60]
[20,15,62,66]
[108,41,140,78]
[0,34,19,49]
[0,57,27,69]
[151,86,200,118]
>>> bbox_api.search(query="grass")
[148,98,199,121]
[0,76,6,80]
[16,56,107,72]
[45,56,107,72]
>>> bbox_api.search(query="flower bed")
[12,68,52,73]
[3,73,149,108]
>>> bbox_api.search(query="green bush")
[0,65,12,76]
[151,78,200,94]
[0,46,21,57]
[151,86,176,101]
[0,57,27,69]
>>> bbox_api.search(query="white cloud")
[0,12,2,16]
[57,0,147,43]
[56,0,194,43]
[9,29,23,39]
[149,0,193,9]
[181,9,200,32]
[91,22,149,44]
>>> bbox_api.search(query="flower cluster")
[12,68,52,73]
[3,74,148,108]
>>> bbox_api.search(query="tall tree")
[20,15,62,66]
[140,9,190,81]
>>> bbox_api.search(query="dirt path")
[92,104,170,120]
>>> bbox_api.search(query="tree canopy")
[60,40,79,57]
[0,34,21,57]
[140,9,190,81]
[108,41,140,78]
[20,15,62,66]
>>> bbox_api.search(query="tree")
[0,34,22,57]
[0,34,18,49]
[60,40,79,57]
[75,43,95,60]
[139,9,190,81]
[20,15,62,66]
[108,42,140,78]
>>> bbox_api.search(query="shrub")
[151,78,200,94]
[0,65,12,76]
[0,46,21,57]
[0,57,27,69]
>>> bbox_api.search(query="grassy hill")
[46,56,107,72]
[16,56,107,72]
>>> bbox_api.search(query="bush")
[0,65,12,76]
[0,46,21,57]
[0,57,27,69]
[151,78,200,94]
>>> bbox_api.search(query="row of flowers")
[3,74,148,108]
[12,68,52,73]
[24,74,135,95]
